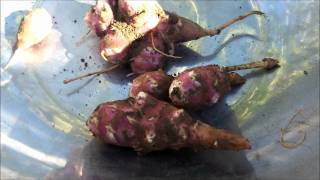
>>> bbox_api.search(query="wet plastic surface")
[1,0,319,179]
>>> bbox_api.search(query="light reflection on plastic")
[1,133,66,167]
[53,116,72,133]
[1,167,33,179]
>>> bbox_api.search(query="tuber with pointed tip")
[87,92,251,153]
[161,11,264,43]
[65,2,266,83]
[169,58,279,109]
[128,58,279,109]
[84,0,264,70]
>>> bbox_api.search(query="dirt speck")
[63,68,67,72]
[89,56,92,59]
[303,70,308,75]
[73,19,77,24]
[98,80,102,84]
[54,21,58,25]
[84,62,88,68]
[81,58,85,63]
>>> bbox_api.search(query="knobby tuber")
[126,10,264,74]
[87,92,250,153]
[128,58,279,109]
[64,8,265,84]
[83,0,264,73]
[169,58,279,109]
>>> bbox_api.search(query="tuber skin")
[127,58,279,109]
[99,0,167,63]
[129,32,167,74]
[129,69,173,99]
[84,0,116,38]
[87,92,251,153]
[118,0,166,35]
